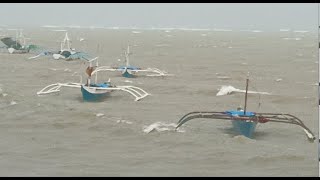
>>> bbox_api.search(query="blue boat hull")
[122,69,135,78]
[81,85,110,102]
[232,120,257,138]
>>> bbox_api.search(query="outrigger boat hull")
[8,48,29,54]
[81,84,111,102]
[232,120,257,138]
[227,110,257,138]
[122,69,136,78]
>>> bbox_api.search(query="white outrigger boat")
[37,57,149,102]
[93,45,173,78]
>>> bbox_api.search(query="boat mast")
[19,29,25,47]
[61,32,71,51]
[125,45,130,67]
[244,72,249,115]
[15,29,18,48]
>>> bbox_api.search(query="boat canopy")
[0,37,22,50]
[225,110,255,117]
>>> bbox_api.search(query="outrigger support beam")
[37,83,82,95]
[175,111,315,142]
[36,83,149,101]
[91,66,174,77]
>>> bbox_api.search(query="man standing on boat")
[85,66,95,86]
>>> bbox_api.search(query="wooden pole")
[244,72,249,115]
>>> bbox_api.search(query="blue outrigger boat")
[37,57,149,102]
[175,74,315,142]
[92,45,173,78]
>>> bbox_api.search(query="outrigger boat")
[93,45,173,78]
[175,73,316,142]
[36,57,149,102]
[28,31,92,61]
[0,29,38,54]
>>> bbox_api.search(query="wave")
[10,101,17,106]
[231,135,256,144]
[248,154,305,164]
[154,44,171,47]
[293,30,309,33]
[280,29,291,32]
[216,85,271,96]
[41,25,61,28]
[117,120,133,124]
[213,28,232,32]
[217,76,231,80]
[282,37,301,41]
[143,122,184,133]
[95,113,104,117]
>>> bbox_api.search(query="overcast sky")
[0,3,318,31]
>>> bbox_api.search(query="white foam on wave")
[251,30,262,33]
[143,122,185,133]
[293,30,309,33]
[96,113,104,117]
[42,25,61,28]
[216,85,271,96]
[67,25,81,29]
[124,80,133,83]
[282,37,301,41]
[117,120,133,124]
[213,28,232,32]
[217,76,231,80]
[0,87,6,97]
[132,31,142,34]
[231,135,256,144]
[155,44,171,47]
[10,101,17,106]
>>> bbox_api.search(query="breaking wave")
[216,85,271,96]
[143,122,185,133]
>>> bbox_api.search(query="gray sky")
[0,3,318,31]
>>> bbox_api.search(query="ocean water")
[0,28,318,176]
